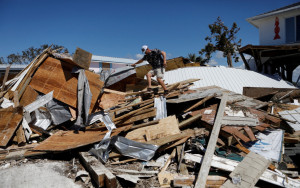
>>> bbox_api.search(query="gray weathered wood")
[79,152,117,188]
[194,92,228,188]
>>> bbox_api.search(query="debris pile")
[0,47,300,187]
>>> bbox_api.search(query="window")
[285,15,300,43]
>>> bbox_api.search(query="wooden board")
[33,126,129,151]
[99,92,125,110]
[29,57,103,113]
[0,107,23,147]
[19,85,38,107]
[72,47,92,70]
[79,152,117,188]
[125,115,181,142]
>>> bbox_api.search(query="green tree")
[187,53,208,66]
[200,17,241,67]
[1,44,68,64]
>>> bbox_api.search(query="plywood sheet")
[125,115,180,142]
[19,85,38,107]
[33,126,129,152]
[99,92,125,110]
[29,57,103,112]
[0,107,23,147]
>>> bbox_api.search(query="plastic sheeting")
[247,129,284,162]
[154,96,167,120]
[72,68,92,129]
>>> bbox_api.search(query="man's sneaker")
[164,90,169,95]
[147,87,153,92]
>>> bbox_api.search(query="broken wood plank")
[195,92,228,188]
[243,126,256,141]
[125,116,181,142]
[129,120,160,130]
[0,143,46,160]
[79,152,117,188]
[99,91,125,110]
[147,128,205,146]
[29,57,103,113]
[0,107,23,147]
[16,125,26,146]
[184,153,300,187]
[117,108,156,125]
[179,113,202,129]
[1,65,10,91]
[183,94,215,113]
[33,126,130,151]
[113,103,154,122]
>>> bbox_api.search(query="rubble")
[0,48,300,188]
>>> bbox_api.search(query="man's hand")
[163,62,167,68]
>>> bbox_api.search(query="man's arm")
[131,59,144,67]
[161,51,167,67]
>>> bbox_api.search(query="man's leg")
[157,78,167,91]
[146,71,153,88]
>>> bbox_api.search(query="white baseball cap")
[141,45,148,53]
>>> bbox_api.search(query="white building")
[247,2,300,45]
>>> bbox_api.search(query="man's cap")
[141,45,148,53]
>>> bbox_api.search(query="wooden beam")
[194,92,228,188]
[179,113,202,129]
[183,95,215,113]
[79,152,117,188]
[1,65,10,91]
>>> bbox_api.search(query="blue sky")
[0,0,299,69]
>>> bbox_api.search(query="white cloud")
[135,54,144,59]
[215,51,224,59]
[208,59,218,65]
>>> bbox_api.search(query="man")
[131,45,168,94]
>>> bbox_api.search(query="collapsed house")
[0,46,300,188]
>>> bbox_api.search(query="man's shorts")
[148,67,165,79]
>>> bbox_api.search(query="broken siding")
[278,107,300,131]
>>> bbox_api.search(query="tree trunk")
[226,53,233,67]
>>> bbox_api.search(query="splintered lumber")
[183,94,215,113]
[118,108,156,125]
[113,103,154,123]
[100,91,125,110]
[79,152,117,188]
[195,92,228,188]
[147,128,205,146]
[33,126,130,151]
[0,107,23,147]
[221,152,270,188]
[16,126,26,146]
[125,115,181,142]
[0,143,46,160]
[29,57,103,113]
[184,153,300,187]
[129,119,160,130]
[1,65,10,91]
[179,113,202,129]
[173,175,227,187]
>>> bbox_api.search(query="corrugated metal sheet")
[163,66,295,94]
[278,107,300,131]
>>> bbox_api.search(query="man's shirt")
[142,49,164,69]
